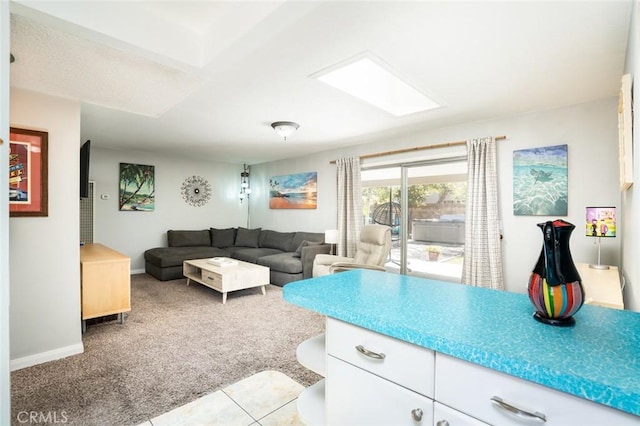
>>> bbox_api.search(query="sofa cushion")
[210,227,236,248]
[231,247,280,264]
[235,227,261,248]
[260,230,295,252]
[144,246,230,268]
[167,230,211,247]
[291,232,325,252]
[257,252,303,274]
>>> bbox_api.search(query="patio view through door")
[362,158,467,282]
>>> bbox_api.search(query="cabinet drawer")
[327,356,433,425]
[201,270,223,290]
[326,318,434,398]
[436,353,640,426]
[434,402,490,426]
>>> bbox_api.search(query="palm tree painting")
[119,163,155,211]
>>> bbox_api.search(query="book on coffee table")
[207,257,238,267]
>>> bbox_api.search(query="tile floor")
[137,370,306,426]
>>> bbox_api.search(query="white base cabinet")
[295,318,639,426]
[326,318,435,398]
[327,356,433,425]
[436,353,639,426]
[434,403,489,426]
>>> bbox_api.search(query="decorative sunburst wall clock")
[181,175,212,207]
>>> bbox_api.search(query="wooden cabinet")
[80,243,130,330]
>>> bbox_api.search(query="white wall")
[9,89,83,368]
[249,150,338,233]
[91,148,247,271]
[252,98,623,297]
[621,0,639,312]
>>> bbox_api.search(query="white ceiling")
[8,1,632,165]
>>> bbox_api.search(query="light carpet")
[10,274,324,426]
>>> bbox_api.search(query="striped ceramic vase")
[527,220,584,326]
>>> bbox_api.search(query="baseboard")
[131,268,145,274]
[10,342,84,371]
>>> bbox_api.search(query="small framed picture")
[9,127,48,217]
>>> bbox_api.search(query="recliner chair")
[312,224,392,277]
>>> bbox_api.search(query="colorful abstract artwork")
[9,127,48,217]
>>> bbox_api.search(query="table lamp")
[585,206,616,270]
[325,229,339,255]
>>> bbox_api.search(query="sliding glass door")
[362,158,467,282]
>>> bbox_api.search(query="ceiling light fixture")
[271,121,299,141]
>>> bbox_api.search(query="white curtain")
[462,137,504,290]
[336,157,362,257]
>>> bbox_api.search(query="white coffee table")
[183,258,270,304]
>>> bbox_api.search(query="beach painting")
[269,171,317,209]
[513,144,568,216]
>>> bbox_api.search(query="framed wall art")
[269,171,317,209]
[119,163,155,211]
[513,144,568,216]
[618,73,633,190]
[9,127,48,217]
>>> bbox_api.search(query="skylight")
[312,54,439,116]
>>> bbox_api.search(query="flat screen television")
[80,140,91,198]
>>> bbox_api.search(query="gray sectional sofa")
[144,227,330,286]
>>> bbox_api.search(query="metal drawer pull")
[435,421,449,426]
[411,408,423,422]
[355,344,386,360]
[490,396,547,423]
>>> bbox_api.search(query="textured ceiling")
[10,14,205,116]
[8,1,633,165]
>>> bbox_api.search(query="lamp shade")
[325,229,339,244]
[585,207,616,237]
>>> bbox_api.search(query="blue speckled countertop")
[283,269,640,417]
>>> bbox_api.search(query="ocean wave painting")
[269,171,317,209]
[513,144,568,216]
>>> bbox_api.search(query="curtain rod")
[329,135,507,164]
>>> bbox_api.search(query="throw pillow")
[210,227,235,248]
[235,227,261,248]
[293,240,322,258]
